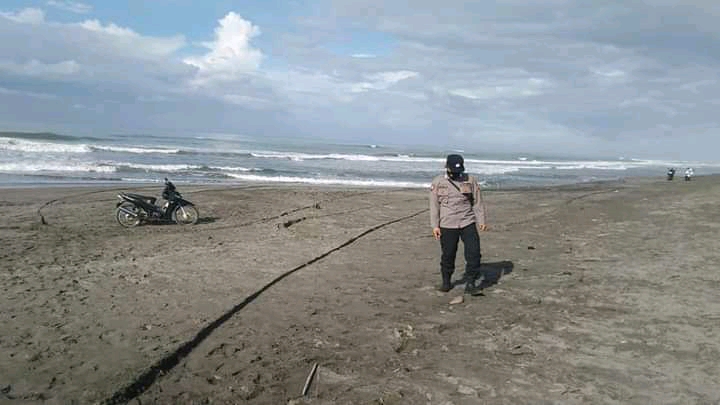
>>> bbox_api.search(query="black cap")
[446,154,464,174]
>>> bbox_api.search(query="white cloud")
[592,69,626,78]
[0,8,45,24]
[678,79,716,94]
[75,19,186,58]
[0,86,58,100]
[46,1,92,14]
[0,8,186,64]
[449,75,550,100]
[222,93,275,109]
[618,97,651,107]
[184,12,263,85]
[265,69,355,106]
[590,67,629,85]
[0,59,81,76]
[136,95,171,103]
[367,70,418,83]
[350,70,418,92]
[77,19,137,36]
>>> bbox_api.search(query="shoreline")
[0,174,720,195]
[0,172,691,193]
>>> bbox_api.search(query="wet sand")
[1,176,719,404]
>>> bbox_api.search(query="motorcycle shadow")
[196,216,218,224]
[142,216,218,226]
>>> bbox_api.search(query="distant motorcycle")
[667,168,675,181]
[116,178,199,227]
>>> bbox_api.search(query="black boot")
[437,273,452,292]
[464,276,483,296]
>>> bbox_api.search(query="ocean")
[0,131,717,189]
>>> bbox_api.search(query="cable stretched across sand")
[102,208,427,405]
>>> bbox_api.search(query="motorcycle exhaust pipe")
[118,206,138,217]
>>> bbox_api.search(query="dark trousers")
[440,223,482,281]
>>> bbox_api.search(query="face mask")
[447,170,465,181]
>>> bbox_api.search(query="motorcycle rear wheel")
[172,204,199,225]
[116,203,141,227]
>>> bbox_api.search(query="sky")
[1,0,719,159]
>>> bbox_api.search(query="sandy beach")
[1,176,720,405]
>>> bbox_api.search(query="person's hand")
[432,227,442,240]
[477,224,489,232]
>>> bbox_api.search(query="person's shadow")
[453,260,514,289]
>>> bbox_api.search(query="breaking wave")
[0,161,263,174]
[0,137,92,154]
[0,162,115,173]
[90,145,181,154]
[224,172,427,188]
[0,137,180,155]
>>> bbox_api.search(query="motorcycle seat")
[122,193,157,204]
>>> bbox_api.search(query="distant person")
[429,154,488,295]
[667,168,675,181]
[685,167,694,181]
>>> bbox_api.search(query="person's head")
[445,154,465,179]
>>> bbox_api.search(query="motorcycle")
[667,168,675,181]
[115,178,199,227]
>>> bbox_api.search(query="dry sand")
[1,176,719,405]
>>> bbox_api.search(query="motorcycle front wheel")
[172,204,199,225]
[116,203,141,227]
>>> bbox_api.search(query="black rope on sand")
[103,209,428,405]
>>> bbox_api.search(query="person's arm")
[472,177,488,230]
[430,181,440,229]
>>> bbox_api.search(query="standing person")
[429,154,488,295]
